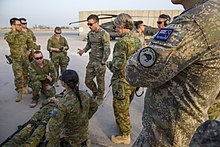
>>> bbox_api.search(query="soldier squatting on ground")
[29,51,57,108]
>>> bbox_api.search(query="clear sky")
[0,0,183,28]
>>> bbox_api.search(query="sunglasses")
[157,21,163,25]
[21,22,27,25]
[55,32,61,34]
[87,22,96,26]
[15,24,22,26]
[34,56,43,60]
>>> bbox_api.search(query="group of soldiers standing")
[4,18,71,108]
[3,0,220,146]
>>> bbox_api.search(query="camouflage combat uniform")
[25,28,37,62]
[126,0,220,146]
[4,30,35,93]
[46,90,98,147]
[83,27,110,100]
[29,59,57,101]
[47,34,69,77]
[2,103,54,147]
[208,93,220,120]
[107,31,141,136]
[134,30,146,47]
[189,120,220,146]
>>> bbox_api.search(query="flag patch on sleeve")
[154,28,173,41]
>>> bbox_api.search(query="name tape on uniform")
[138,47,156,68]
[154,28,173,41]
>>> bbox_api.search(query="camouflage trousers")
[2,123,46,147]
[51,52,69,78]
[112,81,134,135]
[31,81,56,100]
[2,104,54,147]
[85,60,106,99]
[12,57,29,92]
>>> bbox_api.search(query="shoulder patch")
[50,110,57,118]
[138,47,156,68]
[154,28,173,41]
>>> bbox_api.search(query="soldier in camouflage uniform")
[4,18,35,102]
[126,0,220,146]
[20,18,40,62]
[47,26,69,86]
[107,13,142,145]
[208,95,220,120]
[46,69,98,147]
[134,20,146,47]
[2,103,54,147]
[157,14,171,29]
[29,51,57,108]
[78,14,110,105]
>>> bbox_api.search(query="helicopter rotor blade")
[69,19,87,25]
[98,14,118,17]
[69,16,114,25]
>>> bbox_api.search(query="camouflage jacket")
[46,90,98,146]
[4,30,35,59]
[29,59,57,85]
[47,34,69,54]
[26,28,36,42]
[134,30,146,48]
[126,0,220,146]
[108,31,141,84]
[83,27,110,62]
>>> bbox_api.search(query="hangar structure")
[78,10,183,37]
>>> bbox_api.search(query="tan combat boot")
[22,87,32,94]
[111,134,131,144]
[15,92,22,102]
[30,100,38,108]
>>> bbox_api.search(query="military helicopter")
[69,14,159,40]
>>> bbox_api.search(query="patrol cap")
[59,69,79,83]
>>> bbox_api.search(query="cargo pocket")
[112,82,125,100]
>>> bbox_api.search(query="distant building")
[78,10,183,37]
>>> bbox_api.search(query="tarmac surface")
[0,30,144,146]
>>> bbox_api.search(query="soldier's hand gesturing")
[77,48,85,56]
[48,97,59,105]
[46,74,52,82]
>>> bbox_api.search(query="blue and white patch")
[154,28,173,41]
[50,111,57,118]
[138,47,156,68]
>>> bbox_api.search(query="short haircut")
[159,14,171,21]
[87,14,99,22]
[33,50,43,56]
[54,26,61,32]
[135,21,143,29]
[113,13,134,30]
[19,18,27,22]
[10,17,19,25]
